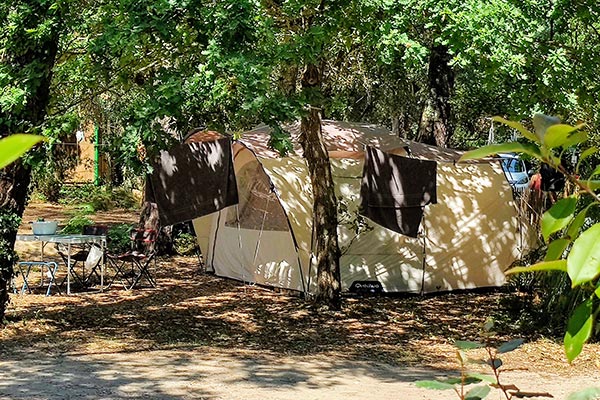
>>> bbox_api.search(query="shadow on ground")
[2,256,507,366]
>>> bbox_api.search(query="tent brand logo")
[349,281,383,296]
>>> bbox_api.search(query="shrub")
[36,174,62,203]
[58,184,139,212]
[173,232,198,256]
[89,189,114,211]
[60,215,95,234]
[107,223,134,254]
[59,184,96,205]
[111,186,139,209]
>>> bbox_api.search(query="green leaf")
[459,142,541,162]
[533,114,561,138]
[506,260,567,275]
[567,224,600,287]
[579,147,597,164]
[497,339,524,353]
[492,116,539,143]
[487,359,503,369]
[564,298,594,363]
[466,372,497,384]
[483,318,494,332]
[444,376,483,385]
[567,204,593,240]
[567,387,600,400]
[465,385,491,400]
[596,283,600,299]
[414,380,455,390]
[544,239,571,261]
[457,349,467,364]
[543,124,576,148]
[562,130,588,148]
[543,124,585,149]
[586,181,600,190]
[0,134,45,169]
[455,340,483,350]
[541,197,577,242]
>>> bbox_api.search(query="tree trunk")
[0,3,60,322]
[0,161,33,320]
[417,44,454,148]
[298,64,341,310]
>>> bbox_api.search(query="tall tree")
[417,44,454,147]
[0,0,62,320]
[299,64,341,308]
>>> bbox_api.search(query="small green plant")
[415,320,542,400]
[107,223,134,254]
[35,173,62,203]
[173,232,198,256]
[111,187,139,209]
[59,184,139,211]
[60,215,95,234]
[89,189,114,211]
[59,184,96,205]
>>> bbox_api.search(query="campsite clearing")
[1,201,599,399]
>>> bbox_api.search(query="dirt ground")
[1,201,599,399]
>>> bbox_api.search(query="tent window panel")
[225,160,289,231]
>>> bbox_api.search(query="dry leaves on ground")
[2,256,599,378]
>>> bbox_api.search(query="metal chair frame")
[15,261,61,296]
[107,228,157,290]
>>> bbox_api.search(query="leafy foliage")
[173,233,198,256]
[462,115,600,363]
[107,223,134,254]
[55,184,139,211]
[59,215,94,235]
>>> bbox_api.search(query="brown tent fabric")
[146,137,238,226]
[360,146,437,237]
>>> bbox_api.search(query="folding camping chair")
[107,228,157,290]
[57,225,108,288]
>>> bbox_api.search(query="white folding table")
[16,234,107,294]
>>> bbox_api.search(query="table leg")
[100,239,105,290]
[40,242,46,285]
[67,243,71,295]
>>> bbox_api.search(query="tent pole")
[420,212,427,296]
[252,197,270,265]
[210,211,222,269]
[234,204,248,286]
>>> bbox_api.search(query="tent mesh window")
[225,160,288,231]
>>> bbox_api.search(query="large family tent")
[151,120,535,295]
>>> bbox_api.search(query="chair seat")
[107,228,157,290]
[59,250,89,262]
[117,251,148,261]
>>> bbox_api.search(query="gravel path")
[1,348,598,400]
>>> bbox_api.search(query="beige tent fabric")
[421,163,518,292]
[192,215,213,267]
[204,145,307,291]
[193,120,534,294]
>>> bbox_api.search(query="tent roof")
[240,120,465,162]
[184,130,226,144]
